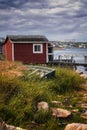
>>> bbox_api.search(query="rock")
[51,101,62,105]
[51,108,71,118]
[0,119,26,130]
[0,119,8,130]
[81,104,87,109]
[64,123,87,130]
[16,127,26,130]
[81,111,87,119]
[6,125,26,130]
[76,69,87,78]
[76,70,83,74]
[69,105,73,108]
[0,123,16,130]
[71,109,79,113]
[6,124,16,130]
[80,74,87,79]
[37,101,49,111]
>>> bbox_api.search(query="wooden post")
[84,56,87,63]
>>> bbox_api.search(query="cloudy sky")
[0,0,87,41]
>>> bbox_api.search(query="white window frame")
[33,44,43,53]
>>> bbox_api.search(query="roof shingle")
[7,35,49,43]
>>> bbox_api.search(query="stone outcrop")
[65,123,87,130]
[37,101,49,111]
[81,111,87,119]
[80,74,87,79]
[0,119,26,130]
[71,109,79,113]
[51,108,71,118]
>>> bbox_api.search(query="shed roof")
[6,35,49,43]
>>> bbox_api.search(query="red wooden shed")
[3,35,53,64]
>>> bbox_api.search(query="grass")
[0,54,5,60]
[0,61,86,129]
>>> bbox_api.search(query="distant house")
[3,35,53,64]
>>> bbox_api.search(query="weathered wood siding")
[3,39,12,60]
[14,43,47,64]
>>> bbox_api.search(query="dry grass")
[0,61,27,78]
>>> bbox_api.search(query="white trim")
[46,43,48,63]
[33,44,43,53]
[13,41,50,44]
[12,43,14,61]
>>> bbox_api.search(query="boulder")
[0,119,8,130]
[71,109,79,113]
[16,127,26,130]
[6,124,16,130]
[64,123,87,130]
[81,111,87,119]
[76,70,83,74]
[81,104,87,109]
[0,119,26,130]
[80,74,87,79]
[37,101,49,111]
[51,108,71,118]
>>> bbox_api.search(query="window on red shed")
[33,44,43,53]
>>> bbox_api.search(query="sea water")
[53,48,87,74]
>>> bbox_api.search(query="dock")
[47,55,87,68]
[48,60,87,68]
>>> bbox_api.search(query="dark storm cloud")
[0,0,29,9]
[0,0,87,41]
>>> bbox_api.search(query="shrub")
[34,110,51,124]
[0,75,22,104]
[0,106,16,124]
[44,118,65,130]
[49,67,85,94]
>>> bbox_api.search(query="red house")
[3,35,53,64]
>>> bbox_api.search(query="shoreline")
[76,70,87,78]
[53,47,64,50]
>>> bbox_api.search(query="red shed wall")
[3,39,12,60]
[14,43,47,64]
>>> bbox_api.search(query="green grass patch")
[0,62,86,129]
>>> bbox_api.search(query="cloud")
[0,0,87,41]
[0,0,28,9]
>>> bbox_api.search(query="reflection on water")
[53,48,87,74]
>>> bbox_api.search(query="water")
[53,48,87,74]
